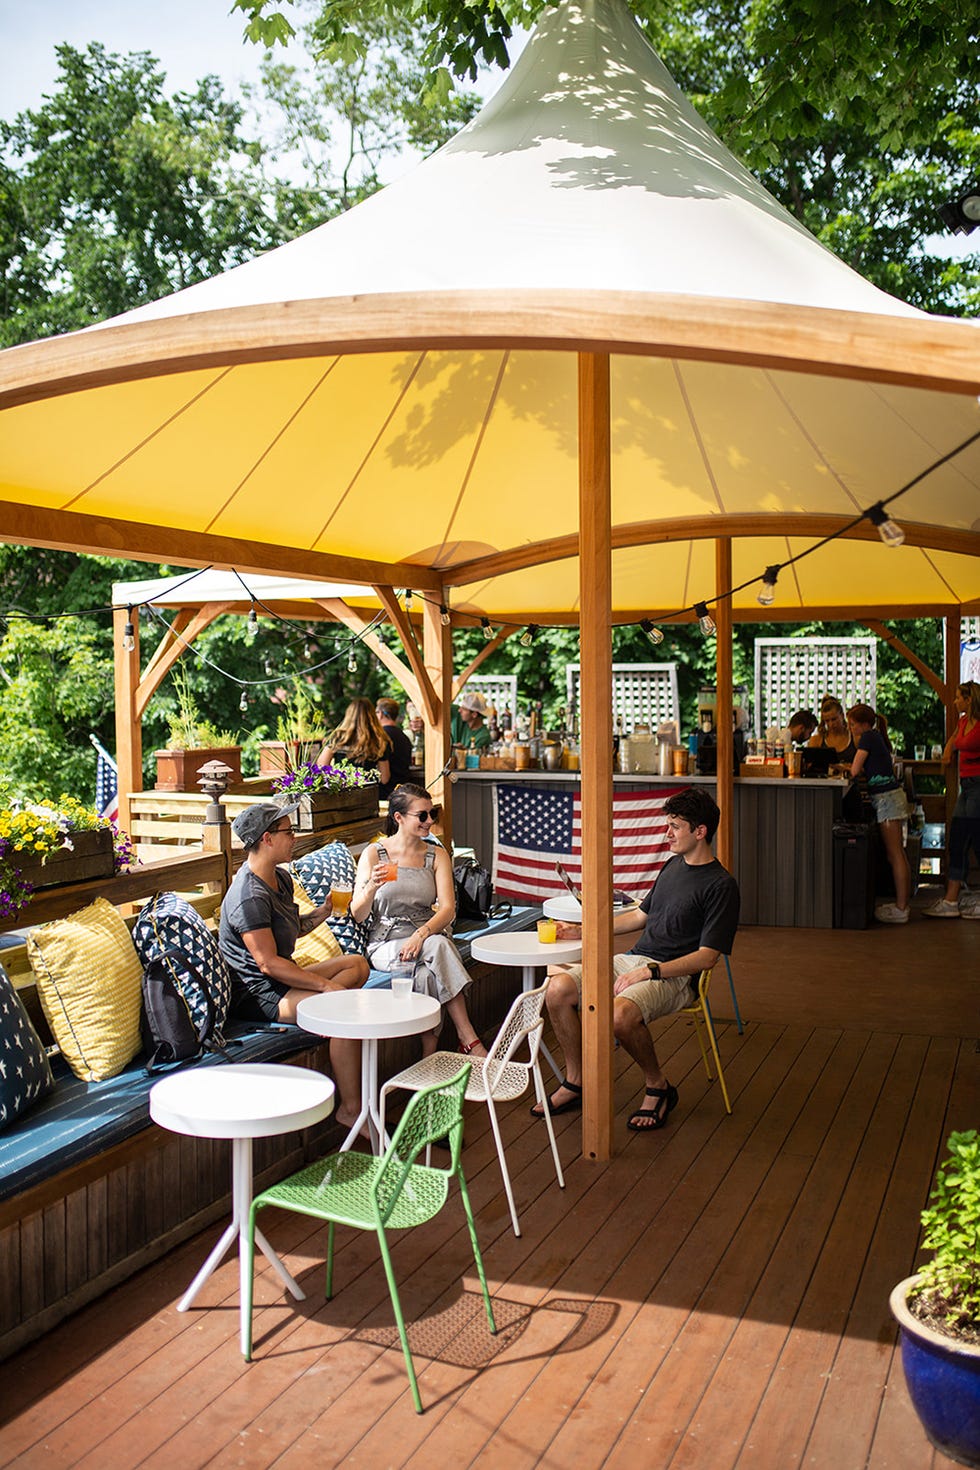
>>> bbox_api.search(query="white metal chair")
[380,980,564,1237]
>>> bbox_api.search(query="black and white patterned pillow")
[132,893,231,1046]
[0,958,55,1131]
[292,844,370,956]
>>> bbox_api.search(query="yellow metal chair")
[681,967,733,1114]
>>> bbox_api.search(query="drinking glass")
[537,918,558,943]
[914,746,926,761]
[330,886,353,916]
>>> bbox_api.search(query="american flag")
[492,784,687,903]
[92,737,119,824]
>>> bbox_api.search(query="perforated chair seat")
[255,1150,449,1231]
[385,1050,532,1104]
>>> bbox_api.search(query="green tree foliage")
[251,3,481,226]
[243,0,980,312]
[0,42,296,346]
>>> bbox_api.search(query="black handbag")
[453,857,510,924]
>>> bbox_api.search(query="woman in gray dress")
[350,784,487,1057]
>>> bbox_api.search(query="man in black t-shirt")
[375,698,413,796]
[531,788,739,1132]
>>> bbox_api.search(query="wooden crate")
[15,828,115,890]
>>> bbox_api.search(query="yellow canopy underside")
[1,347,978,616]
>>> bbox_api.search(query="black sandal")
[627,1083,678,1132]
[530,1079,582,1118]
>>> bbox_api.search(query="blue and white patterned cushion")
[291,844,370,956]
[132,893,231,1046]
[0,959,55,1131]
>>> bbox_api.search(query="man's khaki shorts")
[554,953,696,1024]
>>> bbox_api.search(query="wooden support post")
[200,798,233,896]
[944,613,962,841]
[113,606,141,832]
[422,593,453,845]
[714,539,734,872]
[579,351,614,1164]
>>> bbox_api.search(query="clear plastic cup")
[390,974,413,999]
[537,918,558,943]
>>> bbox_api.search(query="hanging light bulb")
[122,606,136,653]
[867,501,906,547]
[695,602,716,637]
[347,645,358,673]
[639,618,664,646]
[239,688,249,713]
[245,604,258,643]
[481,617,494,642]
[404,588,414,613]
[440,604,451,627]
[757,566,780,607]
[519,623,538,647]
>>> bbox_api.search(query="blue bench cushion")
[0,1020,326,1203]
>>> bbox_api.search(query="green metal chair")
[243,1063,497,1413]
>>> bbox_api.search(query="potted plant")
[154,667,242,792]
[258,678,326,776]
[890,1129,980,1467]
[0,796,136,920]
[271,759,378,831]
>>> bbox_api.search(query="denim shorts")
[870,786,909,823]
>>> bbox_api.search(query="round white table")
[469,931,583,1083]
[542,896,639,921]
[149,1062,335,1356]
[296,990,441,1154]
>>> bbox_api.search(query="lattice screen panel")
[565,663,680,730]
[465,673,518,718]
[754,639,877,735]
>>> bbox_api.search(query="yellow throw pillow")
[27,896,143,1082]
[291,873,342,969]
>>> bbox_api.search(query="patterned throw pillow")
[132,892,231,1047]
[27,896,143,1082]
[0,959,55,1130]
[291,844,370,957]
[291,873,343,968]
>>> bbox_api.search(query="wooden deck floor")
[2,902,978,1470]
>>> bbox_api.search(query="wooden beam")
[578,351,614,1165]
[714,540,734,873]
[315,597,430,719]
[372,586,440,726]
[442,514,980,585]
[452,625,518,700]
[861,620,947,702]
[113,607,141,831]
[0,500,442,592]
[134,603,236,718]
[422,593,454,839]
[3,291,979,410]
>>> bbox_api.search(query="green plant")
[274,677,327,762]
[271,759,373,798]
[0,797,135,920]
[166,665,237,749]
[911,1129,980,1337]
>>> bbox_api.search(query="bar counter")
[450,771,847,928]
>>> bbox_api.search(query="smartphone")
[555,861,581,902]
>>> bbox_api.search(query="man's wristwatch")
[645,959,661,979]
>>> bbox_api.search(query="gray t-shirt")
[634,855,739,967]
[219,863,300,1004]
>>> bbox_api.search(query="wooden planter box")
[17,828,115,891]
[258,739,323,776]
[154,746,243,793]
[296,786,379,832]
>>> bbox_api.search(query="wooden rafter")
[135,603,235,718]
[861,620,946,701]
[452,626,518,699]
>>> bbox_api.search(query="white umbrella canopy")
[0,0,978,618]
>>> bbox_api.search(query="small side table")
[469,931,583,1083]
[297,990,441,1154]
[149,1062,335,1356]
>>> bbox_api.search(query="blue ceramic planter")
[891,1277,980,1468]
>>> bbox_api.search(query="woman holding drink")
[351,783,487,1056]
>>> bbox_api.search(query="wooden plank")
[715,536,734,871]
[578,349,614,1164]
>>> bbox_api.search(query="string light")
[757,566,780,607]
[122,607,136,653]
[404,588,414,613]
[245,604,258,643]
[347,645,358,673]
[239,689,248,713]
[639,618,664,646]
[867,502,906,547]
[440,604,451,627]
[519,623,538,647]
[695,602,716,637]
[481,617,494,642]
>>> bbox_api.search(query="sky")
[0,1,271,120]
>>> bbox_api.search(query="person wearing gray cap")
[219,801,368,1133]
[451,689,491,750]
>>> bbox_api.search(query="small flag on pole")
[90,735,119,824]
